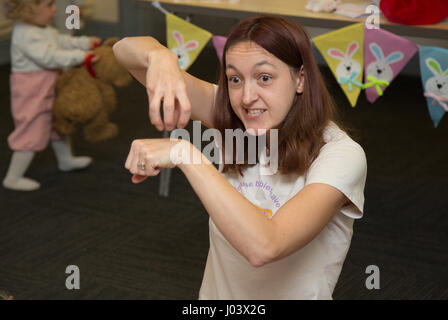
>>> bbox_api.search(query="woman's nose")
[242,83,258,105]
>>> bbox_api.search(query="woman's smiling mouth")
[244,108,266,119]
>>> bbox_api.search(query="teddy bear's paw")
[85,123,119,143]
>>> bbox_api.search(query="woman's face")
[225,41,304,135]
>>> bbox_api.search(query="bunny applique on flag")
[313,23,364,107]
[419,46,448,128]
[363,26,418,103]
[172,31,198,70]
[328,42,363,93]
[166,12,212,71]
[364,43,403,98]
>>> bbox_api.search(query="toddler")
[2,0,100,191]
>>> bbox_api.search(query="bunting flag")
[212,35,227,64]
[363,25,418,103]
[166,12,212,70]
[312,23,364,107]
[419,46,448,128]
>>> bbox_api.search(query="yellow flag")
[313,23,364,107]
[166,13,212,71]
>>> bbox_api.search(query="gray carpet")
[0,45,447,300]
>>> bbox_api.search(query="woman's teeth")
[247,109,265,116]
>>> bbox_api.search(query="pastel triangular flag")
[313,23,364,107]
[364,25,418,103]
[212,35,227,64]
[419,46,448,128]
[166,13,212,70]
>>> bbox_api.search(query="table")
[136,0,448,39]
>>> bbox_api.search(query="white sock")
[52,137,92,171]
[3,151,40,191]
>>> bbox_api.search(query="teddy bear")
[52,37,132,143]
[305,0,341,13]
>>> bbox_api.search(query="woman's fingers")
[163,91,175,131]
[176,88,192,129]
[132,174,148,184]
[148,89,191,132]
[145,53,191,131]
[129,140,142,175]
[148,91,164,131]
[161,86,192,131]
[125,140,167,183]
[173,107,180,130]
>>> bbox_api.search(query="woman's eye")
[260,74,272,82]
[228,76,240,84]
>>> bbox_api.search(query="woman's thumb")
[132,174,148,184]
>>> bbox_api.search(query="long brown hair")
[214,15,341,177]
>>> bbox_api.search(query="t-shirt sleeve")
[305,137,367,219]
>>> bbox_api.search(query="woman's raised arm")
[113,36,216,130]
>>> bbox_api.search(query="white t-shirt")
[11,22,90,72]
[198,86,367,300]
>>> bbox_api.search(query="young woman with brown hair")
[113,15,367,299]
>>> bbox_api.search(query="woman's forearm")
[113,36,176,71]
[178,144,277,267]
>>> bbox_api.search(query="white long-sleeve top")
[11,22,91,73]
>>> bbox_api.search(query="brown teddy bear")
[52,37,132,143]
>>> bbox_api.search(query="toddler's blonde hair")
[2,0,44,21]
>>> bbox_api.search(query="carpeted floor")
[0,45,447,300]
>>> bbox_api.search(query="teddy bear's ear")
[103,37,120,47]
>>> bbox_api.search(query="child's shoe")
[2,151,40,191]
[52,137,92,171]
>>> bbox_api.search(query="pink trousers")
[8,70,61,151]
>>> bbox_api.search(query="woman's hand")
[146,48,192,132]
[124,138,191,184]
[112,37,200,131]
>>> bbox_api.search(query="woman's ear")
[295,65,305,94]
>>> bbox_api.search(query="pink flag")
[212,35,227,64]
[363,25,418,103]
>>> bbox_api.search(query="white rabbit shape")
[327,42,362,90]
[366,43,403,82]
[306,0,341,13]
[425,58,448,97]
[424,58,448,112]
[171,31,199,70]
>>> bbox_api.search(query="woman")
[113,15,367,299]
